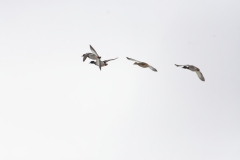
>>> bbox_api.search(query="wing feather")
[96,59,101,70]
[90,45,99,57]
[175,64,187,67]
[148,65,157,72]
[196,71,205,81]
[104,58,118,63]
[83,55,87,62]
[126,57,141,62]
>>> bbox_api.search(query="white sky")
[0,0,240,160]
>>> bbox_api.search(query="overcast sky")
[0,0,240,160]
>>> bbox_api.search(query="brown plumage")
[126,57,157,72]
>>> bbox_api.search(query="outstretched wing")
[95,59,102,70]
[175,64,188,67]
[90,45,101,70]
[196,71,205,81]
[90,45,100,57]
[148,65,157,72]
[126,57,141,62]
[83,55,87,62]
[104,57,118,63]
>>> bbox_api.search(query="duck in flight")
[126,57,157,72]
[175,64,205,81]
[83,45,102,70]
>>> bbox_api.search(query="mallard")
[175,64,205,81]
[83,45,102,70]
[90,58,118,67]
[126,57,157,72]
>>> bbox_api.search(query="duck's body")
[134,62,150,68]
[126,57,157,72]
[175,64,205,81]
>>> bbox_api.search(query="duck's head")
[89,61,96,64]
[133,62,138,65]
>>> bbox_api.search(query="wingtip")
[90,44,93,49]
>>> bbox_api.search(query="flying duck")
[126,57,157,72]
[83,45,102,70]
[175,64,205,81]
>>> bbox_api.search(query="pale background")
[0,0,240,160]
